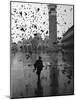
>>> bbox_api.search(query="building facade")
[61,25,74,51]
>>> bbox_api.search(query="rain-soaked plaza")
[10,50,74,98]
[10,2,74,98]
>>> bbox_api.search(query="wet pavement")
[10,50,74,98]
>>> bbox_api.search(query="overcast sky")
[11,2,73,43]
[56,5,73,37]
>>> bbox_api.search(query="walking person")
[34,56,44,80]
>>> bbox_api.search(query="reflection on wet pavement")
[35,79,43,97]
[11,51,74,98]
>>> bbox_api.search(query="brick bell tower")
[48,4,57,51]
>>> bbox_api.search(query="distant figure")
[34,56,44,80]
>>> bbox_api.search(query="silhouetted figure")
[34,56,44,80]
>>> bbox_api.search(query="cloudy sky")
[56,5,73,37]
[11,2,73,43]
